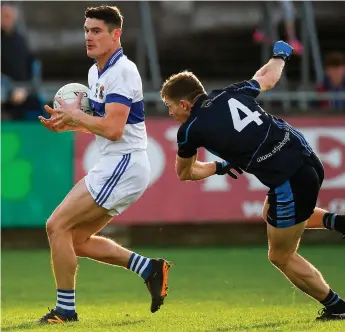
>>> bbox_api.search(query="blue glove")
[272,41,294,62]
[215,161,243,179]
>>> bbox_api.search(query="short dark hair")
[324,52,345,68]
[85,5,123,30]
[161,71,206,104]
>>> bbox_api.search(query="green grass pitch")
[2,246,344,331]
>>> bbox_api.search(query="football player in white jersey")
[38,5,169,324]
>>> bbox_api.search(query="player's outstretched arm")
[176,154,217,181]
[176,155,243,181]
[253,41,293,92]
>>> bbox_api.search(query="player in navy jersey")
[160,41,345,321]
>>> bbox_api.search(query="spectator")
[253,0,303,56]
[1,3,43,120]
[317,52,345,110]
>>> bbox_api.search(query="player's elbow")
[106,129,124,141]
[254,73,279,92]
[176,169,192,181]
[177,173,190,181]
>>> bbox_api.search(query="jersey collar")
[97,47,124,78]
[191,94,208,113]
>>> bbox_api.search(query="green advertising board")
[1,122,74,228]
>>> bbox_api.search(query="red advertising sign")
[75,117,345,224]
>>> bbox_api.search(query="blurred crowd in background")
[1,1,345,120]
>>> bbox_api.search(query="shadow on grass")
[204,320,289,332]
[2,322,39,331]
[1,318,146,331]
[111,319,146,327]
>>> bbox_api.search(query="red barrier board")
[75,117,345,224]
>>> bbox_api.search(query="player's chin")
[86,48,97,58]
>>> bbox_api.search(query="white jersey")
[88,48,147,156]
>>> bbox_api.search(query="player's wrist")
[214,161,224,175]
[71,108,84,125]
[272,55,288,63]
[270,57,285,65]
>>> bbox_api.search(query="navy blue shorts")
[266,153,324,228]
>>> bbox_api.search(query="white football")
[54,83,93,116]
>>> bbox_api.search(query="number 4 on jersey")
[228,98,263,132]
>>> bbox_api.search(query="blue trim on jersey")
[231,81,260,93]
[246,123,271,169]
[96,154,131,206]
[106,93,132,107]
[273,118,312,154]
[274,119,312,153]
[127,100,145,124]
[89,98,145,123]
[178,118,197,146]
[98,48,124,78]
[275,180,296,228]
[89,99,105,117]
[247,80,261,91]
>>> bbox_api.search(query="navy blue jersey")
[177,80,313,187]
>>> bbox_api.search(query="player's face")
[84,18,121,59]
[165,98,191,123]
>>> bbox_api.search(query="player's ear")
[112,28,122,41]
[180,100,190,110]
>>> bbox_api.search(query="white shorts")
[85,151,150,216]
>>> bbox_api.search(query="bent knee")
[46,217,60,237]
[268,250,295,268]
[46,214,73,238]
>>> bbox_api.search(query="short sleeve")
[225,79,261,98]
[105,67,138,107]
[177,121,198,158]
